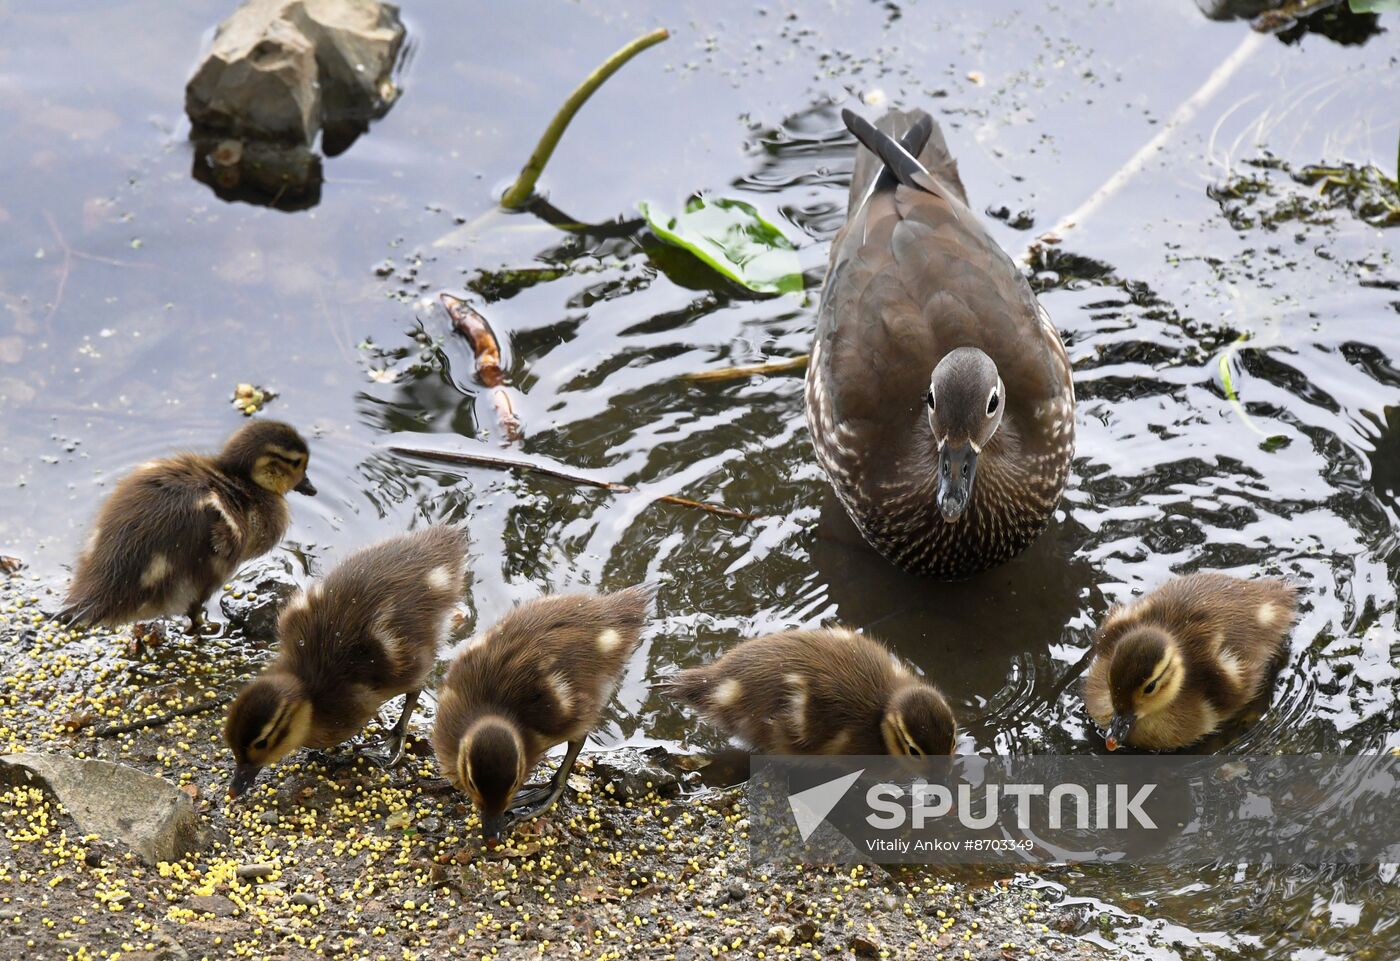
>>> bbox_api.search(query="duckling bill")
[224,526,468,798]
[432,586,651,841]
[62,419,316,635]
[1084,572,1299,752]
[669,627,956,757]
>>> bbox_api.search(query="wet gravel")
[0,568,1143,961]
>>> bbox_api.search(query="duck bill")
[293,475,317,496]
[1104,713,1135,752]
[936,444,978,522]
[480,812,510,844]
[228,762,262,800]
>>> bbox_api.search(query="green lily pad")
[639,196,803,296]
[1349,1,1400,12]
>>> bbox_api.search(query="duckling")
[61,420,316,636]
[1084,572,1299,752]
[432,585,651,841]
[668,627,956,757]
[223,526,468,798]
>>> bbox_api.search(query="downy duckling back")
[62,419,316,631]
[224,525,468,797]
[432,585,651,840]
[670,627,956,757]
[1084,572,1299,751]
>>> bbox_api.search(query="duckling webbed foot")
[501,739,584,830]
[185,603,220,636]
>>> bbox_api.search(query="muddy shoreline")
[0,566,1162,961]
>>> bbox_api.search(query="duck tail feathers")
[842,108,934,193]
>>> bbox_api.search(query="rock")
[237,862,277,882]
[794,920,819,943]
[1053,904,1095,935]
[0,754,204,865]
[257,809,281,825]
[219,567,299,639]
[850,934,883,957]
[766,924,794,945]
[591,748,683,801]
[186,0,405,147]
[187,894,238,918]
[290,891,319,907]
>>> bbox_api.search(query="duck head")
[926,348,1004,522]
[221,420,316,496]
[1104,626,1185,751]
[223,674,312,798]
[455,716,528,842]
[881,683,958,757]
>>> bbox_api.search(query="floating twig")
[500,28,670,209]
[682,355,810,383]
[42,211,73,324]
[41,211,151,324]
[441,293,523,442]
[91,695,233,738]
[389,444,757,521]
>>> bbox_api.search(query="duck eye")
[926,389,936,410]
[252,737,269,750]
[1143,681,1158,696]
[986,390,1000,416]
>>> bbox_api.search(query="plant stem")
[682,355,810,383]
[1018,31,1264,263]
[499,28,670,209]
[92,695,233,737]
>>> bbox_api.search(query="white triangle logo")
[787,769,864,842]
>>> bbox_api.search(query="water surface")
[1,1,1397,957]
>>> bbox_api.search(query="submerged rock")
[0,754,204,865]
[590,747,690,800]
